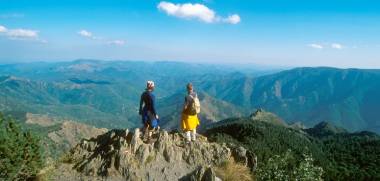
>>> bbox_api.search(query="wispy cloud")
[157,1,241,24]
[331,43,343,49]
[107,40,125,46]
[308,43,346,50]
[308,43,324,49]
[0,24,45,42]
[223,14,241,24]
[78,30,93,38]
[78,29,125,46]
[7,29,38,39]
[0,26,7,33]
[77,29,104,40]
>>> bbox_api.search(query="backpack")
[187,93,201,115]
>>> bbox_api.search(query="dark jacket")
[139,90,157,116]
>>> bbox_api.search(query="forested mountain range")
[0,60,379,133]
[204,110,380,180]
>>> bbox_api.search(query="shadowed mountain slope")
[204,111,380,180]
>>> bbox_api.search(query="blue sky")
[0,0,379,68]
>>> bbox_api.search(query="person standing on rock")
[181,83,201,143]
[139,80,159,142]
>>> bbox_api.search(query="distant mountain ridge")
[0,60,379,133]
[201,67,380,133]
[305,121,348,137]
[0,60,257,129]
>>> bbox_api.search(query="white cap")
[147,80,155,88]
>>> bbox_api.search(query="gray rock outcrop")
[55,129,254,181]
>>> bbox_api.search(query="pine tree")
[0,113,44,180]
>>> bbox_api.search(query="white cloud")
[108,40,125,46]
[331,43,343,49]
[158,2,215,23]
[78,30,104,40]
[0,25,42,41]
[308,43,324,49]
[223,14,241,24]
[78,29,126,46]
[0,25,7,33]
[78,30,93,38]
[7,29,38,39]
[157,1,240,24]
[307,42,347,50]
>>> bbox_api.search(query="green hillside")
[0,75,139,128]
[201,67,380,133]
[1,61,380,133]
[0,60,254,129]
[204,111,380,180]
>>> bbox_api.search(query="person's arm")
[183,96,188,113]
[139,93,144,115]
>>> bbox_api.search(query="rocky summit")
[53,129,256,181]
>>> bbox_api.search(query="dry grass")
[59,154,71,164]
[145,153,156,165]
[215,158,253,181]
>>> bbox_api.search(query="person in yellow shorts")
[181,83,201,143]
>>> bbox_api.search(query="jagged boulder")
[186,166,216,181]
[57,129,252,180]
[249,109,287,127]
[227,143,257,171]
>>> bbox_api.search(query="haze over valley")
[1,60,379,133]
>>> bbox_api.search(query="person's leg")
[186,130,191,142]
[143,122,150,141]
[191,129,196,141]
[142,112,148,138]
[148,125,153,139]
[148,129,153,140]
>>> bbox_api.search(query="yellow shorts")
[181,113,200,131]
